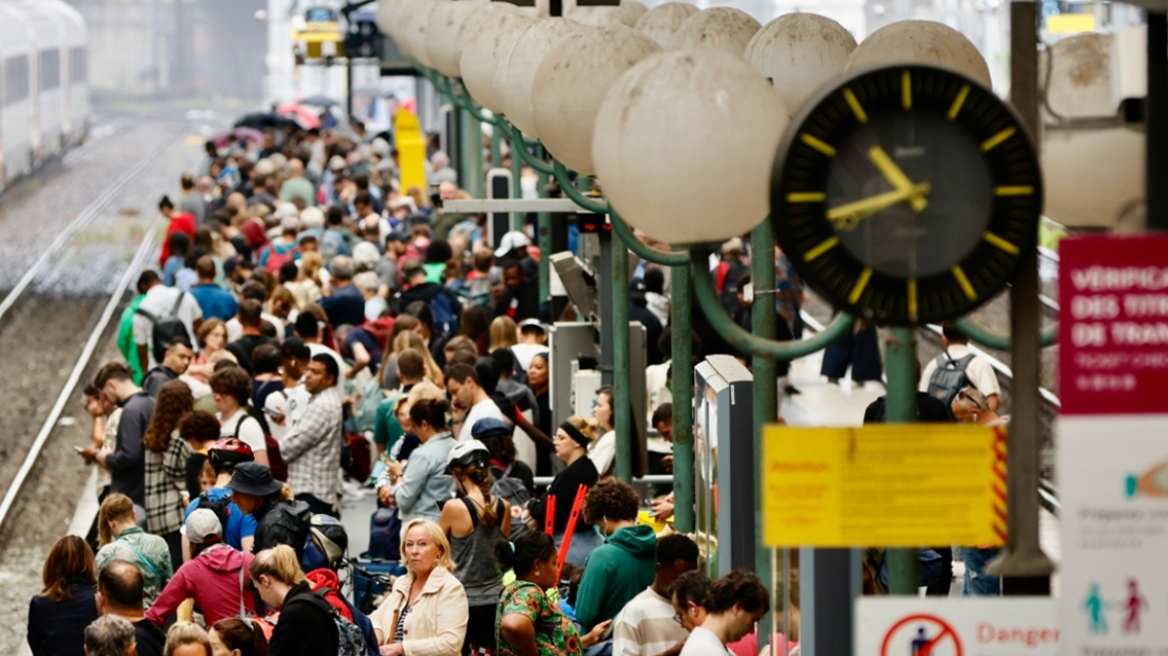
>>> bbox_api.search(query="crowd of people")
[25,118,797,656]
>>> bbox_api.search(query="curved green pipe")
[691,245,854,359]
[551,160,607,214]
[954,316,1057,350]
[551,160,691,267]
[503,122,555,176]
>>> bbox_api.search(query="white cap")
[274,203,299,220]
[300,207,325,229]
[352,242,381,268]
[254,158,276,177]
[328,155,347,172]
[495,231,531,258]
[182,508,223,545]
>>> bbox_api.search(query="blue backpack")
[428,289,459,338]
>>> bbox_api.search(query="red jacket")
[160,212,196,266]
[145,545,256,626]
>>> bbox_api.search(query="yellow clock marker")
[907,278,918,319]
[787,192,826,203]
[803,236,840,262]
[800,133,836,157]
[981,127,1016,152]
[951,264,977,300]
[848,267,873,304]
[901,71,912,110]
[983,231,1020,255]
[994,185,1034,197]
[843,88,868,124]
[948,84,971,120]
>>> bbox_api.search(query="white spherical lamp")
[674,7,761,57]
[494,18,582,137]
[426,1,488,78]
[399,0,446,67]
[533,25,661,174]
[375,0,405,42]
[848,19,991,88]
[744,13,856,112]
[592,48,790,243]
[634,2,698,49]
[460,10,537,112]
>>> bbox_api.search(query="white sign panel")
[857,598,1058,656]
[1059,416,1168,656]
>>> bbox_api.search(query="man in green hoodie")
[575,479,659,631]
[117,272,154,385]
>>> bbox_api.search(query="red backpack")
[260,242,299,273]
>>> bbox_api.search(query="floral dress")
[495,580,582,656]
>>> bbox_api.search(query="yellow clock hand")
[867,145,928,212]
[826,182,932,231]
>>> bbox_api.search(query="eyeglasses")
[672,613,683,626]
[958,389,986,410]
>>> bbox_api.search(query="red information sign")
[1059,234,1168,415]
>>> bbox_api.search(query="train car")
[39,0,88,148]
[0,0,90,189]
[0,2,36,183]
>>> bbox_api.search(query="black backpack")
[136,291,189,362]
[195,491,234,534]
[926,353,977,410]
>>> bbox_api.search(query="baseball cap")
[471,417,512,439]
[280,214,302,232]
[386,230,409,244]
[280,336,311,361]
[300,207,325,230]
[223,255,242,276]
[226,462,284,497]
[182,508,224,545]
[328,155,347,172]
[721,237,745,254]
[519,318,546,335]
[494,231,531,258]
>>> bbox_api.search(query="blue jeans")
[961,547,1001,596]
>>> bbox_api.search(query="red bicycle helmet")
[208,437,255,469]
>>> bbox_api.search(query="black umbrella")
[300,94,343,107]
[233,112,304,130]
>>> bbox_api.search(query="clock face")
[770,65,1042,325]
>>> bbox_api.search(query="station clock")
[770,64,1042,325]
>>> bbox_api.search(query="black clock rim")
[769,63,1043,326]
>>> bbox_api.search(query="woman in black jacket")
[250,545,338,656]
[524,416,602,565]
[28,536,99,656]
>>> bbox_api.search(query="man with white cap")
[495,230,540,282]
[144,508,257,627]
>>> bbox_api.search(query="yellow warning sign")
[761,424,1005,547]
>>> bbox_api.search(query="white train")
[0,0,88,188]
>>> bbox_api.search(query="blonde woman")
[488,316,518,353]
[286,252,324,309]
[250,545,338,656]
[163,622,212,656]
[372,519,468,656]
[94,494,173,607]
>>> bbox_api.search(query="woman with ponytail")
[494,532,610,656]
[440,440,511,654]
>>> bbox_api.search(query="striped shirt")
[612,587,690,656]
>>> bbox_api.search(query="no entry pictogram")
[880,614,964,656]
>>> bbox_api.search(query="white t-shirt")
[226,312,284,342]
[679,627,730,656]
[645,360,671,426]
[307,343,346,394]
[458,397,506,442]
[918,344,1002,398]
[133,285,204,368]
[590,430,616,476]
[510,343,549,373]
[280,380,311,426]
[218,408,267,454]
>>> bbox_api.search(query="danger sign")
[858,599,1058,656]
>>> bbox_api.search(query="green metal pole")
[490,122,502,170]
[464,110,483,198]
[510,132,523,231]
[670,258,694,533]
[750,221,776,632]
[613,232,632,483]
[885,326,920,594]
[538,209,552,303]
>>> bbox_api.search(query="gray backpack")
[926,353,976,409]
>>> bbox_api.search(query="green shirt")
[496,581,583,656]
[95,526,174,608]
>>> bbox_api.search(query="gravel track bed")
[0,117,200,655]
